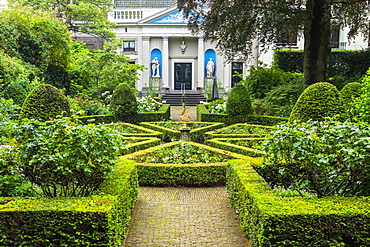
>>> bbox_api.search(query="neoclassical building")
[107,0,248,94]
[107,0,369,93]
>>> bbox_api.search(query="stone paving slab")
[123,187,249,247]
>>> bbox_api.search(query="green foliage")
[227,159,370,247]
[244,66,303,99]
[10,118,123,197]
[0,98,21,124]
[137,95,162,113]
[261,120,370,197]
[0,8,71,71]
[0,145,37,196]
[351,68,370,123]
[1,73,42,106]
[205,123,277,140]
[252,83,304,117]
[69,95,110,116]
[68,41,144,97]
[21,84,71,120]
[0,159,138,246]
[226,83,252,116]
[206,138,265,157]
[207,98,227,113]
[275,49,370,89]
[137,163,227,187]
[197,104,288,125]
[110,83,138,118]
[139,122,224,142]
[340,82,364,121]
[289,82,344,122]
[8,0,116,39]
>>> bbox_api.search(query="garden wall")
[227,159,370,247]
[0,159,138,246]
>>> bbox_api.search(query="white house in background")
[107,0,369,93]
[0,0,7,9]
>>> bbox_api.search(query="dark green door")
[174,63,192,90]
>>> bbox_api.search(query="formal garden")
[1,6,370,247]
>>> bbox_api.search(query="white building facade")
[109,0,247,94]
[109,0,369,93]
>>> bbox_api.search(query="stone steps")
[162,91,207,106]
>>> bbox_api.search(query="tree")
[0,8,71,72]
[68,41,144,96]
[178,0,370,86]
[8,0,116,40]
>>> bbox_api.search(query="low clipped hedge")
[227,159,370,247]
[120,137,161,155]
[206,138,265,157]
[75,104,171,124]
[106,122,163,139]
[122,141,247,187]
[197,104,287,125]
[139,121,224,142]
[0,159,138,246]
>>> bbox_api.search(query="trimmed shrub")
[20,84,71,120]
[110,83,138,118]
[340,82,364,105]
[289,82,344,122]
[226,83,252,116]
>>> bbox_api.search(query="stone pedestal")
[204,77,215,98]
[180,127,191,141]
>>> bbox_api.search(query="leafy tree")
[110,83,138,118]
[68,41,144,96]
[0,8,71,72]
[8,0,116,39]
[178,0,370,86]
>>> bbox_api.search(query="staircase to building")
[161,90,207,106]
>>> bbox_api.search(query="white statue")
[151,57,160,77]
[206,58,215,77]
[180,40,187,54]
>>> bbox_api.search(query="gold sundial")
[180,94,190,127]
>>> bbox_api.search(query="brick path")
[123,187,249,247]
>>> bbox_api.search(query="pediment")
[139,6,188,25]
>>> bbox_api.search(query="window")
[330,26,340,48]
[123,41,135,52]
[231,62,243,88]
[277,31,298,46]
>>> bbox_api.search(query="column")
[142,37,151,89]
[137,36,144,90]
[162,36,169,88]
[197,37,205,88]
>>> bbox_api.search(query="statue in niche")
[180,40,187,54]
[151,57,160,77]
[206,58,215,77]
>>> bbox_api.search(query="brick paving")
[123,187,249,247]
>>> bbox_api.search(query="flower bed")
[205,123,277,140]
[140,121,224,142]
[122,141,247,186]
[206,138,265,157]
[227,159,370,247]
[119,137,161,155]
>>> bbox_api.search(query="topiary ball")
[340,82,364,106]
[21,84,71,120]
[226,83,252,116]
[289,82,344,122]
[110,83,138,118]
